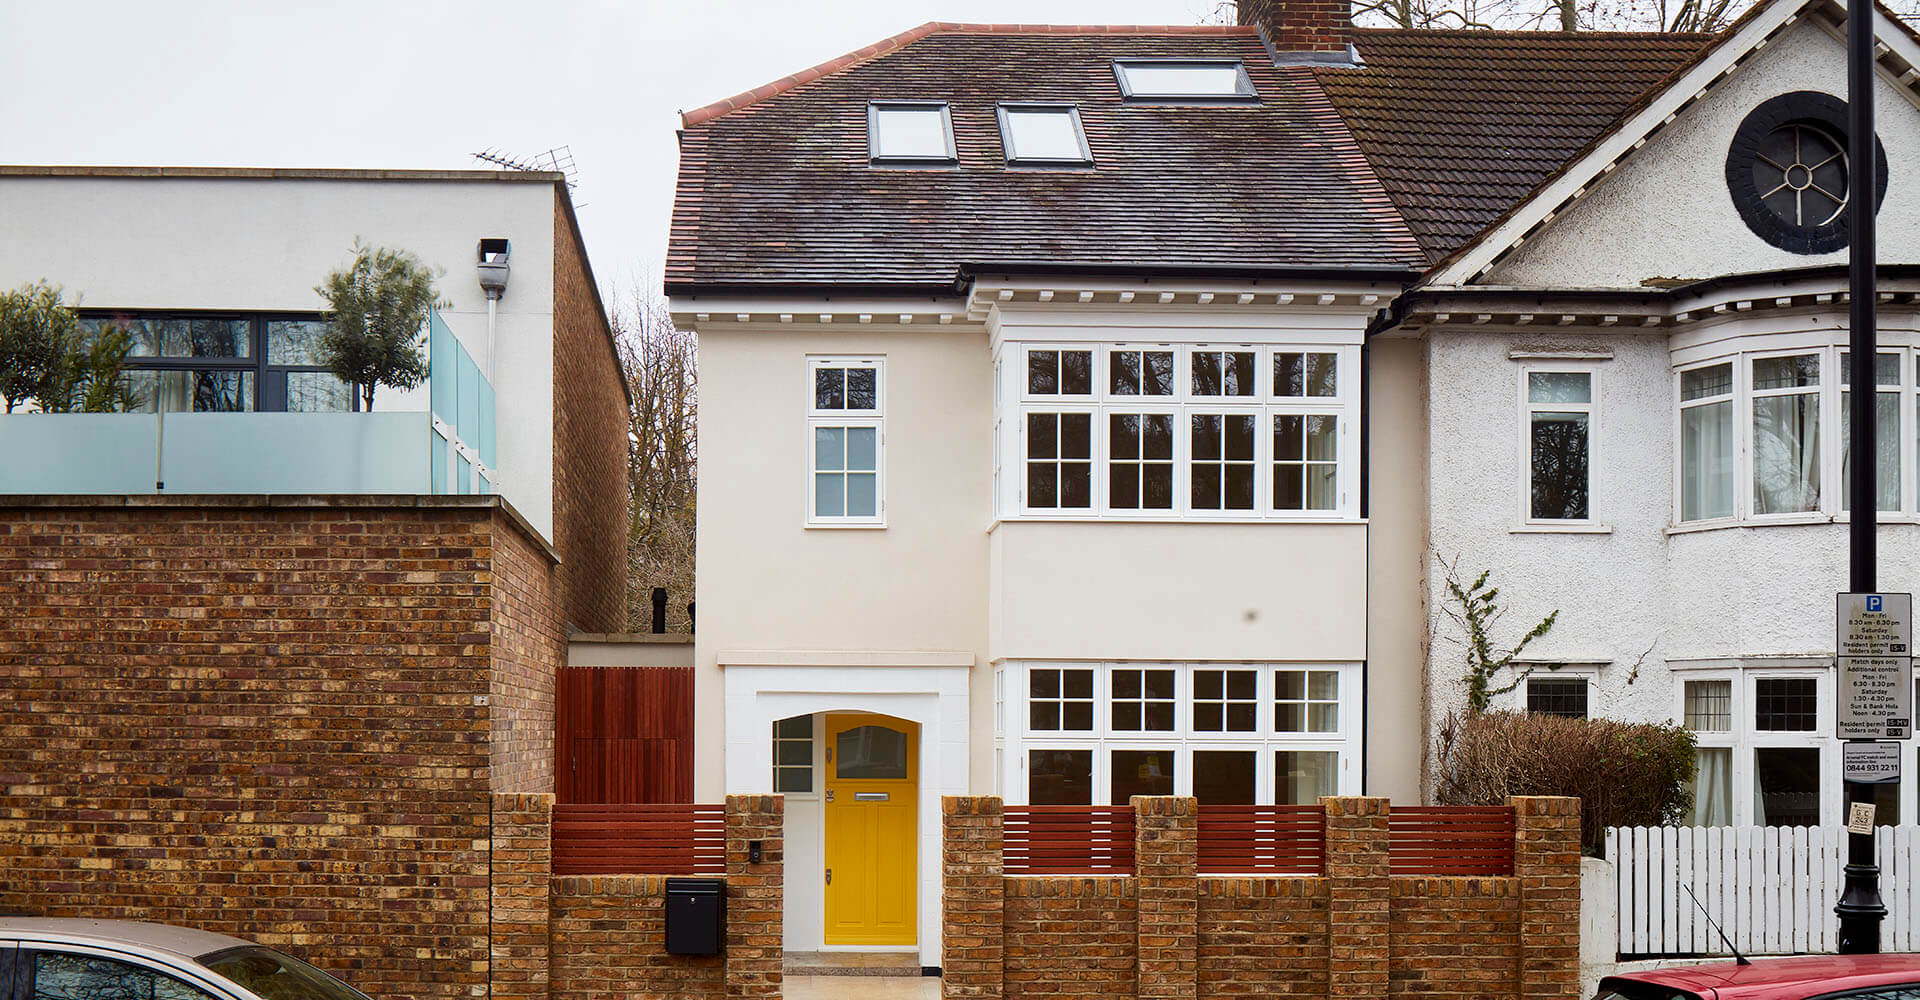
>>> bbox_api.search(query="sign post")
[1835,590,1909,953]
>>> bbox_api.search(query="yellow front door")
[822,713,917,947]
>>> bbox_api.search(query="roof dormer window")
[996,104,1093,166]
[1112,60,1257,102]
[867,101,956,164]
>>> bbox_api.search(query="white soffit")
[717,649,975,669]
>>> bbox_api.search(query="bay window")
[1840,351,1902,512]
[1679,363,1735,521]
[1008,342,1360,519]
[1751,353,1821,515]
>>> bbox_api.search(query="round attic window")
[1725,91,1887,255]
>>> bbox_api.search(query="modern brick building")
[0,167,629,1000]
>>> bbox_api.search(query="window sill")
[1510,522,1612,535]
[805,521,887,530]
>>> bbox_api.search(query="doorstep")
[782,952,929,978]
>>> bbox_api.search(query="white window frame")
[1674,358,1740,527]
[1004,661,1361,806]
[1005,342,1361,522]
[771,714,818,797]
[1517,365,1600,528]
[806,356,885,528]
[1746,348,1826,522]
[1744,669,1834,827]
[1839,349,1909,516]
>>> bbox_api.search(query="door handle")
[825,868,832,886]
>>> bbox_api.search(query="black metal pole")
[1835,0,1884,955]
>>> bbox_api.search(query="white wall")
[0,174,559,539]
[1486,20,1920,287]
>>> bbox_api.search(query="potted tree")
[0,281,80,412]
[315,240,442,410]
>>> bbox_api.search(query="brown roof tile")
[667,26,1427,293]
[1315,28,1715,262]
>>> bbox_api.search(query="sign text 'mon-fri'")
[1836,592,1914,741]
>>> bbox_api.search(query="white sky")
[0,0,1223,302]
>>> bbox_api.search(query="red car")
[1598,955,1920,1000]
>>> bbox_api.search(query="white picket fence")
[1605,826,1920,956]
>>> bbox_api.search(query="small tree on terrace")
[315,240,441,410]
[0,281,80,412]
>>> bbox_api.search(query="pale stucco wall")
[1365,336,1429,803]
[1486,20,1920,287]
[0,174,559,538]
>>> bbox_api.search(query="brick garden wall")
[550,876,724,1000]
[550,192,630,635]
[0,496,559,1000]
[491,515,565,793]
[943,795,1580,1000]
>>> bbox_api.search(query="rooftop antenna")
[472,145,583,207]
[1680,884,1751,966]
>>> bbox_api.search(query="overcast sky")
[1,0,1223,304]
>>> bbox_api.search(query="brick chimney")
[1239,0,1351,54]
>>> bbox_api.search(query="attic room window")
[1112,60,1256,101]
[867,101,956,164]
[996,104,1092,165]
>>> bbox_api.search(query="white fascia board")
[716,649,976,669]
[967,276,1402,313]
[1428,0,1813,286]
[1805,6,1920,111]
[668,295,970,328]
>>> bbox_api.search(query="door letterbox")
[664,877,726,955]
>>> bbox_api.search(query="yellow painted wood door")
[822,713,917,946]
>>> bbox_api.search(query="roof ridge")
[1351,26,1717,38]
[679,21,1260,128]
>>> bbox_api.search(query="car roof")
[1607,955,1920,999]
[0,918,257,961]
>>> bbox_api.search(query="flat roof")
[0,165,566,183]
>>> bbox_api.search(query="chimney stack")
[1239,0,1352,55]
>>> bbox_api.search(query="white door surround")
[719,651,973,968]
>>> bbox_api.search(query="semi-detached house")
[669,0,1920,967]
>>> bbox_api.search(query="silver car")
[0,920,375,1000]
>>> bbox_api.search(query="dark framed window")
[1526,676,1589,719]
[1112,60,1258,102]
[867,101,957,164]
[79,312,354,413]
[772,715,813,793]
[1754,677,1818,731]
[1724,91,1887,255]
[1029,749,1092,805]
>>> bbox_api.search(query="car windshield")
[197,947,372,1000]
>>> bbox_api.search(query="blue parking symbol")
[1869,595,1884,612]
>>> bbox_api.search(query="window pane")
[1306,353,1337,397]
[1061,413,1091,459]
[777,739,812,766]
[1276,751,1338,805]
[123,370,253,413]
[1691,747,1732,825]
[776,715,814,740]
[1870,779,1900,827]
[836,725,909,779]
[1111,749,1175,804]
[846,473,877,517]
[1684,680,1732,732]
[1063,670,1092,699]
[1528,371,1591,404]
[1062,351,1093,395]
[1030,702,1061,730]
[1681,363,1733,401]
[33,953,220,1000]
[1028,412,1057,459]
[1754,678,1818,731]
[1225,352,1255,395]
[1005,108,1085,161]
[1530,411,1590,520]
[1753,354,1819,389]
[267,319,329,365]
[846,367,878,409]
[1194,750,1256,805]
[1753,393,1820,513]
[815,367,845,409]
[1275,352,1304,396]
[187,318,251,359]
[1111,351,1141,395]
[1029,749,1092,805]
[1144,414,1173,458]
[1061,463,1091,507]
[815,427,845,471]
[1307,466,1336,510]
[873,106,949,159]
[1118,62,1246,97]
[1031,668,1060,698]
[815,473,845,517]
[1028,350,1058,394]
[286,372,352,413]
[1682,400,1735,521]
[846,427,878,472]
[1527,677,1589,719]
[1143,351,1174,395]
[1754,746,1820,827]
[1028,463,1057,508]
[1840,389,1900,512]
[1305,415,1337,462]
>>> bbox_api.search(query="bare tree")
[612,284,697,633]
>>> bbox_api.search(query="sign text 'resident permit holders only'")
[1837,592,1913,740]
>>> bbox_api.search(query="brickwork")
[491,515,564,793]
[492,793,554,1000]
[1197,878,1328,999]
[1326,797,1391,1000]
[1237,0,1352,51]
[1134,796,1198,1000]
[1004,877,1138,998]
[724,794,784,999]
[1389,879,1519,999]
[0,497,558,1000]
[944,795,1575,1000]
[550,192,630,635]
[1513,797,1582,1000]
[549,875,724,1000]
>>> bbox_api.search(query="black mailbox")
[664,877,726,955]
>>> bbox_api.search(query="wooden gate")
[556,666,694,803]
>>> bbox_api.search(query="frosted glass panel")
[815,428,845,471]
[815,473,845,517]
[846,427,877,471]
[846,473,877,516]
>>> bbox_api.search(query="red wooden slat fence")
[1003,806,1135,874]
[1197,805,1326,875]
[550,803,726,875]
[557,666,694,803]
[1388,805,1515,876]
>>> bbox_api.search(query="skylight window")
[868,102,956,163]
[997,104,1092,165]
[1113,61,1257,101]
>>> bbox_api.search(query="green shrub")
[1435,710,1697,855]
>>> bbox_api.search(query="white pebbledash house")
[665,0,1920,964]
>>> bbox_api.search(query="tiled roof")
[1316,29,1716,263]
[667,26,1428,293]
